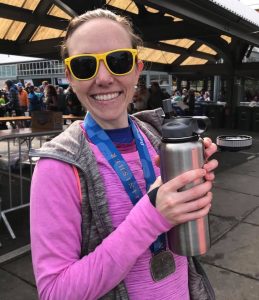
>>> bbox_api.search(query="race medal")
[150,250,176,282]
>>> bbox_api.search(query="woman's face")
[4,84,9,92]
[66,18,143,129]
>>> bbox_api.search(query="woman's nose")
[95,61,113,85]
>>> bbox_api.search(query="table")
[0,114,84,124]
[62,114,84,121]
[0,116,31,122]
[0,127,63,141]
[0,127,64,239]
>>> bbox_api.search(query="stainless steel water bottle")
[160,114,211,256]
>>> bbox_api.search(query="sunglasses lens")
[107,50,134,75]
[70,56,97,79]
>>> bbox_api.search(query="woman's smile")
[91,91,122,101]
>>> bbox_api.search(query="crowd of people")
[0,78,214,123]
[0,80,84,129]
[130,81,170,113]
[130,83,212,116]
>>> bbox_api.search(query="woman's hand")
[154,137,218,181]
[203,137,218,181]
[151,137,218,226]
[155,169,212,226]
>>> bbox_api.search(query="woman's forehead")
[67,18,132,55]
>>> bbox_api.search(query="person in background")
[147,81,167,109]
[65,85,83,116]
[44,84,58,111]
[186,88,196,116]
[56,85,67,114]
[0,90,5,106]
[28,86,41,114]
[172,90,182,102]
[30,8,218,300]
[4,80,21,117]
[204,91,211,102]
[17,82,29,115]
[41,80,49,91]
[0,90,7,129]
[133,83,149,112]
[196,89,205,102]
[34,86,45,111]
[24,82,32,94]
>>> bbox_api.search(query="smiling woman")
[30,8,218,300]
[62,13,143,129]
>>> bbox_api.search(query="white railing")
[0,60,65,79]
[17,60,65,76]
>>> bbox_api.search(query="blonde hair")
[61,9,143,59]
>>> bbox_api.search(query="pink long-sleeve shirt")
[30,127,189,300]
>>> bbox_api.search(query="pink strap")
[72,165,82,203]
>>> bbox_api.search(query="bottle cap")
[162,120,193,138]
[161,116,209,141]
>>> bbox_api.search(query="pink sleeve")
[30,158,171,300]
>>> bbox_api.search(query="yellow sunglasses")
[64,48,138,81]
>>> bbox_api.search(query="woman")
[65,85,83,116]
[44,84,58,111]
[133,83,149,112]
[147,81,167,109]
[30,9,218,300]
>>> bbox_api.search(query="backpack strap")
[72,165,82,203]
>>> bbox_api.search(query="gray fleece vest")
[30,109,164,300]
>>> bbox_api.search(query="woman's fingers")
[162,168,206,192]
[170,192,212,224]
[178,180,212,203]
[204,172,215,181]
[151,142,217,226]
[204,140,218,159]
[175,192,212,215]
[156,185,212,225]
[204,159,218,172]
[155,168,214,225]
[178,204,212,224]
[203,137,212,147]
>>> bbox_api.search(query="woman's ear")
[137,60,144,73]
[135,60,144,86]
[65,68,72,83]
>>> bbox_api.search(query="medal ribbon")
[84,113,166,253]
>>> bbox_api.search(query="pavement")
[1,126,259,299]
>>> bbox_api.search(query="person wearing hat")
[17,82,29,115]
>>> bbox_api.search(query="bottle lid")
[162,116,208,141]
[162,120,193,138]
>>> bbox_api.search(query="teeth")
[93,92,119,101]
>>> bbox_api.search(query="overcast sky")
[0,0,258,63]
[240,0,259,8]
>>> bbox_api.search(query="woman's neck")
[105,126,133,144]
[90,113,129,130]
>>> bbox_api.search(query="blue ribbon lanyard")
[84,113,166,254]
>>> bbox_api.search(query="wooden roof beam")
[136,21,218,42]
[0,3,68,31]
[19,0,59,42]
[143,0,259,46]
[144,41,217,63]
